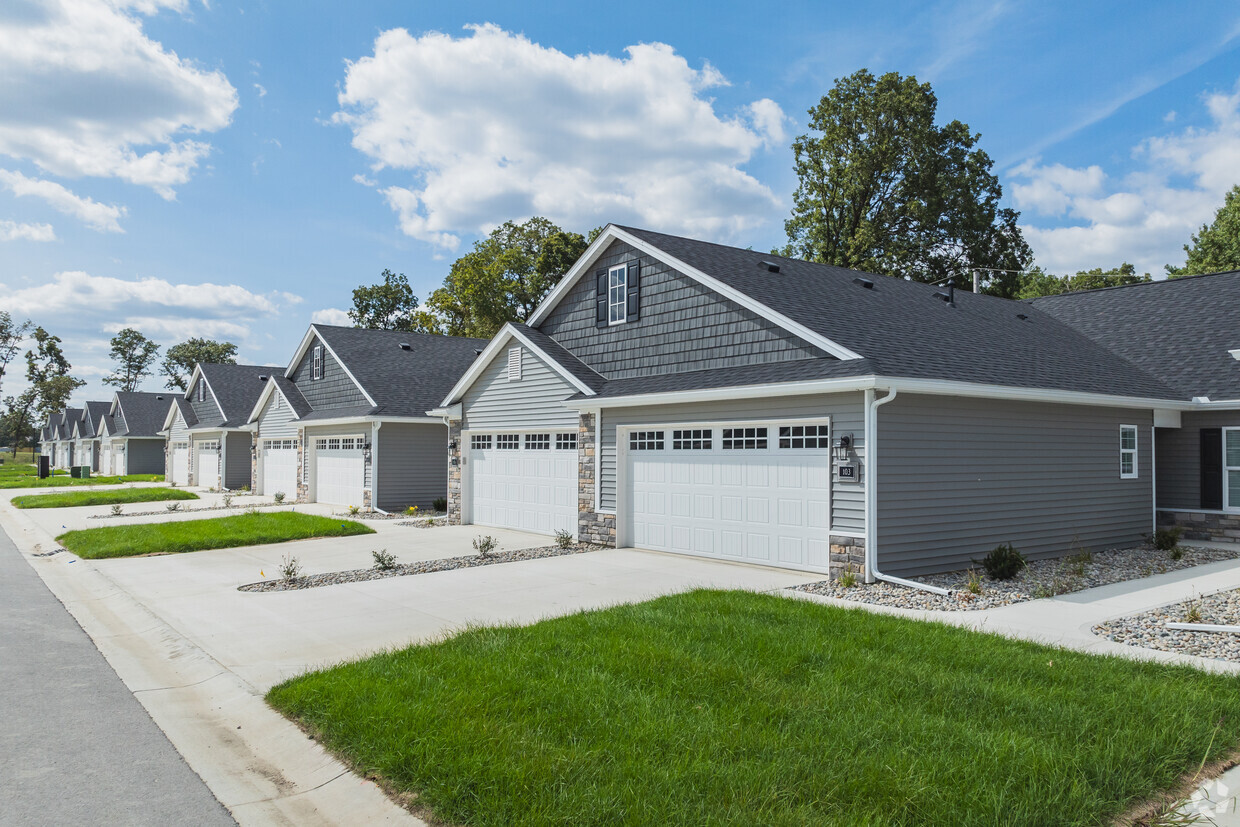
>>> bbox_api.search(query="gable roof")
[1029,270,1240,401]
[529,225,1182,403]
[440,322,603,407]
[57,408,80,440]
[192,363,273,428]
[305,325,491,418]
[246,374,313,425]
[113,391,175,438]
[80,401,111,439]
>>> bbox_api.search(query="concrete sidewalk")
[0,522,235,826]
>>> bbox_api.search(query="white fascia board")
[441,323,597,406]
[283,325,378,408]
[298,415,443,429]
[526,225,865,362]
[246,377,302,425]
[285,325,318,377]
[565,377,878,410]
[186,364,228,423]
[426,403,463,420]
[883,376,1191,411]
[1189,399,1240,410]
[160,399,181,432]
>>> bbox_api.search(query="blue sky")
[2,0,1238,404]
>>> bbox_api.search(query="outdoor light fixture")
[362,442,372,461]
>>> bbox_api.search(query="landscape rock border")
[1094,589,1240,663]
[90,502,296,519]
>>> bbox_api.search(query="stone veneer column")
[829,536,866,580]
[446,421,462,525]
[295,432,307,502]
[250,424,259,492]
[577,412,615,545]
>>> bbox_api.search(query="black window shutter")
[1201,428,1223,510]
[626,260,641,321]
[595,269,608,328]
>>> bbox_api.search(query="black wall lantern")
[362,442,372,462]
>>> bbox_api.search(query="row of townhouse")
[40,392,167,476]
[38,224,1240,579]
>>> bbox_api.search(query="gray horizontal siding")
[168,413,190,442]
[126,438,166,476]
[601,392,866,535]
[1156,410,1240,510]
[462,346,578,430]
[376,422,448,511]
[876,394,1153,577]
[224,432,251,489]
[257,394,299,440]
[188,384,222,425]
[292,336,369,410]
[538,239,828,379]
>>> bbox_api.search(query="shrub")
[432,497,447,513]
[965,568,983,595]
[975,543,1026,581]
[554,529,574,549]
[110,504,123,516]
[273,491,286,504]
[372,548,397,571]
[473,535,498,557]
[1184,597,1203,624]
[1169,545,1185,561]
[241,484,250,492]
[837,565,858,589]
[222,494,233,508]
[1150,526,1183,552]
[279,553,302,580]
[347,505,360,515]
[165,502,181,512]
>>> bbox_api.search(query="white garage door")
[625,423,832,573]
[313,436,365,507]
[196,440,219,488]
[112,445,126,476]
[468,431,578,535]
[101,445,112,476]
[261,439,297,498]
[170,442,189,486]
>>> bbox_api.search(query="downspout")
[864,387,951,595]
[370,421,384,513]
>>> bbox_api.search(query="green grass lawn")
[0,465,164,488]
[57,511,374,559]
[268,590,1240,827]
[12,487,199,509]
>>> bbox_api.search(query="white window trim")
[607,263,627,326]
[312,345,323,381]
[506,347,522,382]
[1119,424,1138,479]
[1224,428,1240,512]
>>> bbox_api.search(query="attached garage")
[170,441,189,485]
[261,439,297,497]
[195,440,219,488]
[313,435,365,507]
[621,422,833,574]
[101,444,113,477]
[467,431,578,535]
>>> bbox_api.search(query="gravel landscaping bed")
[330,510,447,521]
[1095,589,1240,662]
[238,542,600,592]
[89,502,295,519]
[791,545,1240,612]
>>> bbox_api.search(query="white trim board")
[246,377,303,426]
[441,323,598,407]
[526,225,864,362]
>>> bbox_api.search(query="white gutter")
[863,387,951,596]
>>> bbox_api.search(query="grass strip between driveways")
[269,589,1240,827]
[57,511,374,559]
[12,487,199,509]
[0,466,164,489]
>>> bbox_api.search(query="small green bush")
[965,568,983,595]
[975,543,1026,581]
[554,529,574,549]
[110,504,123,516]
[273,491,286,504]
[473,535,498,557]
[165,502,181,512]
[837,565,858,589]
[1150,526,1183,553]
[280,553,302,580]
[222,494,233,508]
[432,497,447,513]
[372,548,397,571]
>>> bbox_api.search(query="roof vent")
[934,284,957,306]
[1016,313,1028,321]
[933,291,951,301]
[853,277,874,289]
[156,396,164,400]
[474,349,483,355]
[258,374,268,381]
[759,260,780,274]
[399,342,412,351]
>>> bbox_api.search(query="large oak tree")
[1167,185,1240,277]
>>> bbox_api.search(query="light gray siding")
[600,392,866,535]
[168,410,190,442]
[224,432,251,489]
[1156,410,1240,510]
[538,239,828,379]
[375,422,448,511]
[461,346,578,431]
[256,394,299,440]
[126,438,166,475]
[292,336,369,409]
[876,394,1153,576]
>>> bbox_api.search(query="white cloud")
[1010,79,1240,275]
[352,173,377,187]
[0,219,55,241]
[336,23,784,248]
[0,169,126,232]
[0,0,238,198]
[311,307,352,326]
[254,83,267,98]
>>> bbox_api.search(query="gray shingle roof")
[1029,270,1240,400]
[115,392,176,437]
[582,358,877,399]
[196,364,274,428]
[313,325,490,417]
[57,408,80,440]
[173,396,199,429]
[271,375,312,418]
[510,324,605,393]
[81,401,111,438]
[613,226,1182,401]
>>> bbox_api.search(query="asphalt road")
[0,524,235,827]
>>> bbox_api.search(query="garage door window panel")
[496,434,519,450]
[525,433,550,450]
[673,429,712,450]
[722,427,767,450]
[555,432,577,451]
[630,431,665,451]
[471,434,492,450]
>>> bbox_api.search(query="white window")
[315,438,327,450]
[525,433,550,450]
[196,381,204,402]
[507,347,522,381]
[555,432,577,451]
[779,424,827,449]
[608,264,627,325]
[629,431,664,451]
[496,434,520,450]
[722,427,768,450]
[1226,430,1240,510]
[312,345,323,380]
[471,434,492,450]
[1119,425,1138,479]
[672,429,712,450]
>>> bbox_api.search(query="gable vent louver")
[759,260,780,273]
[853,277,874,289]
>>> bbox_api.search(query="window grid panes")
[1119,425,1138,479]
[778,424,826,449]
[722,427,767,450]
[629,431,664,451]
[608,265,627,324]
[471,434,492,450]
[672,429,712,450]
[525,433,550,450]
[555,432,577,451]
[496,434,519,450]
[1226,431,1240,508]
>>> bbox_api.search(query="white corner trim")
[441,323,598,406]
[284,325,378,408]
[526,225,865,362]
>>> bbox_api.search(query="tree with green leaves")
[1167,185,1240,276]
[348,269,429,331]
[422,217,590,337]
[0,310,31,401]
[7,328,85,452]
[1016,263,1151,299]
[103,328,160,392]
[161,338,238,391]
[783,69,1031,293]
